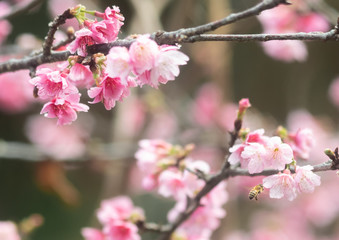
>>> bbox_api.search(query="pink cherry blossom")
[68,63,94,89]
[228,129,268,168]
[88,75,132,110]
[97,196,135,224]
[287,128,315,159]
[129,35,159,75]
[257,3,329,62]
[191,83,222,127]
[137,45,189,88]
[135,139,172,174]
[0,2,12,45]
[265,136,293,170]
[329,76,339,108]
[158,170,187,199]
[294,165,321,194]
[0,221,20,240]
[238,98,251,116]
[41,93,89,125]
[296,13,329,33]
[85,19,120,43]
[30,68,76,99]
[25,115,90,160]
[96,6,125,23]
[261,40,308,62]
[103,221,140,240]
[67,28,96,57]
[241,142,268,174]
[0,70,34,113]
[263,170,297,201]
[81,228,105,240]
[106,47,132,84]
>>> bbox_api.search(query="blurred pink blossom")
[329,76,339,108]
[82,228,105,240]
[0,70,34,113]
[0,2,12,45]
[97,196,136,225]
[258,4,329,62]
[25,115,90,160]
[103,221,140,240]
[261,40,308,62]
[0,222,20,240]
[192,83,222,127]
[287,128,315,159]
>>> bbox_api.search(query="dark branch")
[184,30,339,43]
[42,9,74,56]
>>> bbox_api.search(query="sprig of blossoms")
[29,5,188,125]
[263,166,321,201]
[135,139,228,239]
[82,196,144,240]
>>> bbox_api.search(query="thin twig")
[42,9,74,56]
[184,30,339,43]
[152,0,289,45]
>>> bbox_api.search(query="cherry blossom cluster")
[135,139,228,239]
[257,0,329,62]
[82,196,144,240]
[228,99,320,201]
[29,5,188,125]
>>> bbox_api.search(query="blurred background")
[1,0,339,239]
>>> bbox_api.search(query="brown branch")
[42,9,74,56]
[0,0,315,74]
[183,30,339,43]
[0,0,45,21]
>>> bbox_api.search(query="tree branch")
[1,0,324,75]
[42,9,74,56]
[183,30,339,43]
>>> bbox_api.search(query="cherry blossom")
[82,196,142,240]
[103,221,140,240]
[25,115,90,160]
[265,136,293,170]
[67,28,96,57]
[68,63,94,88]
[0,70,34,113]
[137,45,189,88]
[129,35,159,75]
[257,3,329,62]
[30,68,76,99]
[97,196,136,224]
[82,228,105,240]
[88,75,134,110]
[263,170,297,201]
[0,2,12,46]
[106,47,132,84]
[294,165,321,194]
[241,142,268,174]
[0,221,20,240]
[287,128,315,159]
[41,93,89,125]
